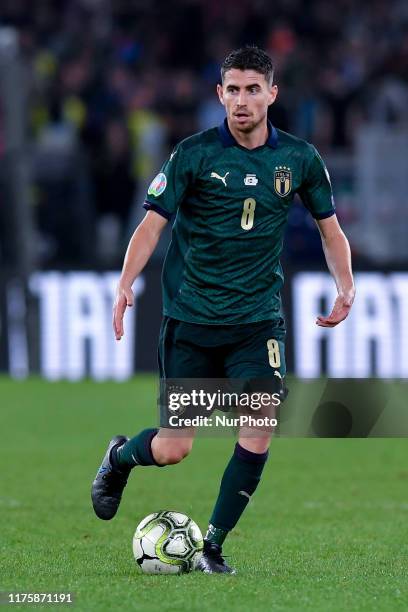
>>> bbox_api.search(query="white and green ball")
[133,511,203,574]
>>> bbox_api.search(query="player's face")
[217,69,278,133]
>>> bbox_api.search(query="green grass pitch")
[1,376,408,611]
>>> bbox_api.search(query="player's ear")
[268,84,278,106]
[217,83,225,105]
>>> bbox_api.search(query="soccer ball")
[132,511,203,574]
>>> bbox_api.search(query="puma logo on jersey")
[210,171,229,187]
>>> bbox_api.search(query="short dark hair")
[221,46,274,86]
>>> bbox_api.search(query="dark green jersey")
[144,119,335,325]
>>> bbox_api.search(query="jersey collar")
[218,117,278,149]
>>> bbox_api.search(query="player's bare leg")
[151,427,195,465]
[91,427,195,520]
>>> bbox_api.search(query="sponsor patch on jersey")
[244,173,258,186]
[148,172,167,197]
[274,166,292,197]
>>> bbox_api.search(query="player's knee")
[155,438,193,465]
[238,437,271,454]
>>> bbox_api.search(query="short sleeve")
[297,145,336,220]
[143,145,192,220]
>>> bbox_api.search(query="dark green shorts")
[158,316,286,380]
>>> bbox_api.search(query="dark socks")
[115,428,159,469]
[205,443,269,546]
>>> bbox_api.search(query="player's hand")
[113,284,134,340]
[316,290,355,327]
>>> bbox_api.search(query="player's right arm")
[114,141,193,340]
[113,211,168,341]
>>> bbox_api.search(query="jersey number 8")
[241,198,256,230]
[267,338,281,368]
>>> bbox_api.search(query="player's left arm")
[315,215,355,327]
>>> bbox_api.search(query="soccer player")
[91,46,355,573]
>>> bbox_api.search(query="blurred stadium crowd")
[0,0,407,268]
